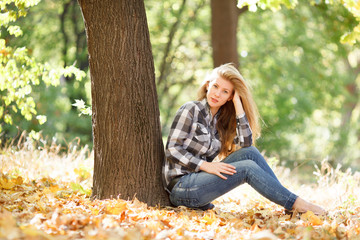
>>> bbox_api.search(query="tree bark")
[78,0,169,206]
[211,0,240,68]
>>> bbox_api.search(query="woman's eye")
[213,85,218,88]
[224,91,229,94]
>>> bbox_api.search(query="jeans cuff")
[284,193,298,211]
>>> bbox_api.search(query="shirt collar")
[200,98,221,120]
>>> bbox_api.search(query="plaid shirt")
[162,98,252,191]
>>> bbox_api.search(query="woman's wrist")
[199,161,208,171]
[236,113,245,118]
[232,92,245,116]
[234,104,245,116]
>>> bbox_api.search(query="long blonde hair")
[198,63,261,158]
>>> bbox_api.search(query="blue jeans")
[169,146,298,210]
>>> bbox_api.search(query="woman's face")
[206,76,234,114]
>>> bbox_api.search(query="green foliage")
[144,0,360,168]
[238,2,360,167]
[0,0,86,144]
[145,0,212,135]
[339,0,360,44]
[238,0,298,11]
[238,0,360,45]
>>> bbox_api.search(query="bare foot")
[292,197,326,215]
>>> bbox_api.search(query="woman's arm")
[233,91,253,147]
[232,91,245,116]
[166,105,205,172]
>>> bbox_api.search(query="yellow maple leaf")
[176,227,184,236]
[202,211,217,225]
[0,177,15,190]
[105,201,127,215]
[301,211,323,226]
[43,185,61,195]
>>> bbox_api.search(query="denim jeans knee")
[224,146,279,182]
[225,146,262,163]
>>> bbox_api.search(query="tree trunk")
[211,0,240,68]
[78,0,169,206]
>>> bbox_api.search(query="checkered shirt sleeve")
[165,104,204,172]
[234,113,253,147]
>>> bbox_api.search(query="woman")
[162,63,325,215]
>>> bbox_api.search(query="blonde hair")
[198,63,261,158]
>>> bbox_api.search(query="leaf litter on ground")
[1,140,360,239]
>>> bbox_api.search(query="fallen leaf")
[14,176,23,185]
[105,201,127,215]
[251,223,262,232]
[301,211,323,226]
[0,177,15,190]
[202,211,217,225]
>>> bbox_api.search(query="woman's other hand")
[200,161,236,179]
[233,91,244,116]
[232,91,245,116]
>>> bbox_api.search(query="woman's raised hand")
[232,91,241,105]
[232,91,245,116]
[200,161,237,180]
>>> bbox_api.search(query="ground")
[0,141,359,239]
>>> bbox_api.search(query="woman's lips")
[211,97,218,103]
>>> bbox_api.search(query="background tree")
[211,0,245,68]
[77,0,169,205]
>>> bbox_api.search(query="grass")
[1,137,360,239]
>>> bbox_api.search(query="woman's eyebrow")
[221,86,231,91]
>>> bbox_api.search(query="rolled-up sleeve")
[165,106,204,171]
[234,113,252,147]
